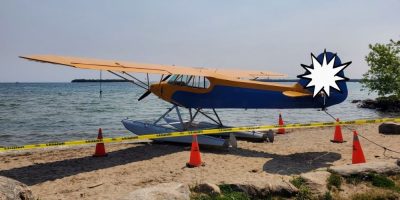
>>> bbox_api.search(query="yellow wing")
[210,68,286,79]
[20,55,286,79]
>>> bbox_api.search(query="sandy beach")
[1,123,399,199]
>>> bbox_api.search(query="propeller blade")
[162,74,171,81]
[138,90,151,101]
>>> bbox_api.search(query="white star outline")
[298,51,351,98]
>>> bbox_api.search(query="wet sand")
[0,124,399,199]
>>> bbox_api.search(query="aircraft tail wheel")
[265,129,274,143]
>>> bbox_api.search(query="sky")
[0,0,399,82]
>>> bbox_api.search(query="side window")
[168,75,210,88]
[187,76,210,89]
[168,75,187,86]
[203,77,210,88]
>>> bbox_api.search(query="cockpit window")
[167,75,210,88]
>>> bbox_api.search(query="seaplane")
[20,51,350,147]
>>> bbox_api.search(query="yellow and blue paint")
[150,52,348,109]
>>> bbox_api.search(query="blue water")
[0,82,396,146]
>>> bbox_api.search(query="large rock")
[379,123,400,135]
[0,176,34,200]
[120,182,190,200]
[300,171,330,195]
[228,179,298,198]
[358,98,400,112]
[328,161,400,176]
[358,99,376,109]
[193,183,221,196]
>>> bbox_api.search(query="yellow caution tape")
[1,117,400,152]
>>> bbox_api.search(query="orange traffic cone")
[186,134,204,168]
[93,128,107,157]
[331,118,344,143]
[277,113,285,134]
[352,131,366,164]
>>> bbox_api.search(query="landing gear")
[153,105,224,130]
[150,104,272,143]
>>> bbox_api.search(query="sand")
[0,124,399,199]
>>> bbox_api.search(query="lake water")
[0,82,397,146]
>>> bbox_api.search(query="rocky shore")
[3,160,400,200]
[352,96,400,112]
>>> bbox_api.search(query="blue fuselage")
[171,84,347,109]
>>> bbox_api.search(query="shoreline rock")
[192,183,221,196]
[227,179,298,198]
[354,98,400,112]
[0,176,35,200]
[300,171,330,196]
[328,161,400,176]
[119,182,190,200]
[379,123,400,135]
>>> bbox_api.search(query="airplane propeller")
[138,90,151,101]
[137,74,170,101]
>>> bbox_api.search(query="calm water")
[0,82,396,146]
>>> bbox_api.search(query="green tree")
[362,39,400,98]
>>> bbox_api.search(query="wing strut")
[107,70,148,90]
[122,72,150,89]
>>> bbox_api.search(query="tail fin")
[297,51,349,107]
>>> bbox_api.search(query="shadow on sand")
[0,144,341,186]
[0,143,184,186]
[208,147,341,175]
[262,151,341,175]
